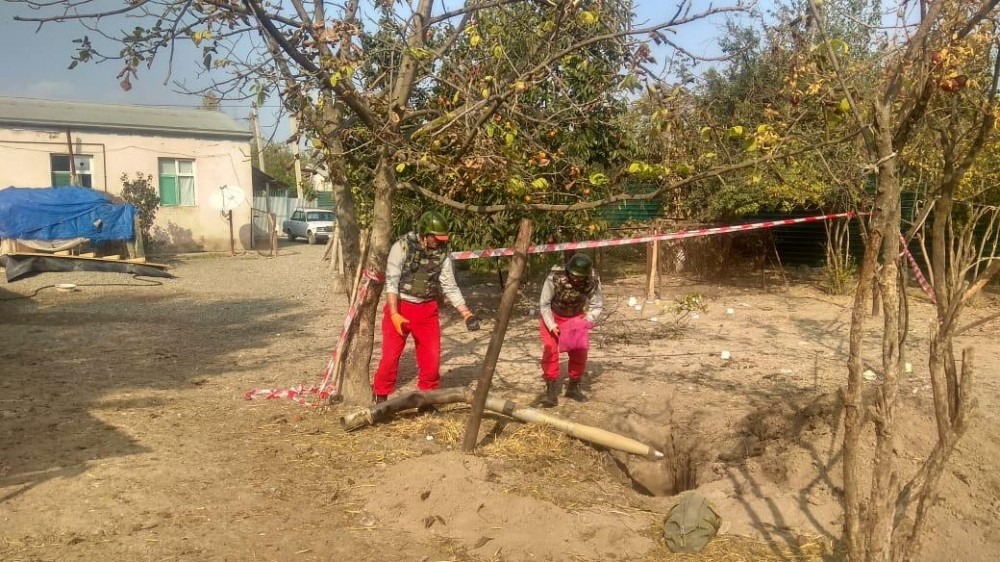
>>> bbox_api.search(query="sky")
[0,1,754,140]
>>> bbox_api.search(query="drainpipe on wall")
[66,128,79,186]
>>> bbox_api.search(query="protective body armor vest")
[550,268,597,317]
[399,232,448,300]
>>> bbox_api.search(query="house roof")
[0,97,252,141]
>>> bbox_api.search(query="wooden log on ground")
[340,389,664,459]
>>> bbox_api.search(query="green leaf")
[588,172,608,186]
[531,177,549,190]
[829,38,850,55]
[395,163,406,173]
[578,11,599,26]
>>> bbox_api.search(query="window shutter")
[52,172,72,187]
[160,174,179,206]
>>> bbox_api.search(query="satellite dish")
[210,185,246,213]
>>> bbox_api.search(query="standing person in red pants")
[538,253,603,407]
[371,211,480,404]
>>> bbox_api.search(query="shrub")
[120,172,160,244]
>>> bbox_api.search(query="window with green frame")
[159,158,196,206]
[50,154,94,188]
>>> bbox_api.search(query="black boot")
[540,380,559,408]
[565,379,588,402]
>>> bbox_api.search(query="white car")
[283,208,335,244]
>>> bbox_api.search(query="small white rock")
[904,362,913,373]
[650,317,658,322]
[726,308,735,315]
[426,435,434,441]
[627,296,638,307]
[721,351,731,360]
[691,313,700,320]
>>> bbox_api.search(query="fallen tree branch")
[340,389,665,459]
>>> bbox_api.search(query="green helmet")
[418,211,449,239]
[566,253,593,278]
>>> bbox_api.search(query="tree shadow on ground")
[0,291,306,505]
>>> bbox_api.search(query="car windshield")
[306,211,334,221]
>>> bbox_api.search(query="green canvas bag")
[662,491,722,554]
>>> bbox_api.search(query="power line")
[0,94,285,110]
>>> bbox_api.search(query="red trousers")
[539,313,587,381]
[372,300,441,395]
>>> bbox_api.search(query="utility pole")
[289,114,305,200]
[251,105,266,173]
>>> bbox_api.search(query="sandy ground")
[1,241,998,562]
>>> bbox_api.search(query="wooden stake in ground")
[268,213,278,257]
[463,219,533,452]
[128,213,145,259]
[646,228,660,301]
[227,210,235,256]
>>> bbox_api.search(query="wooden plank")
[79,252,96,258]
[9,252,169,270]
[54,250,71,256]
[103,255,121,261]
[125,257,147,264]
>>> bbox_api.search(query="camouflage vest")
[550,268,597,317]
[399,233,448,300]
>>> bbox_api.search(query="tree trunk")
[338,153,396,406]
[861,102,906,562]
[845,210,881,562]
[322,96,361,298]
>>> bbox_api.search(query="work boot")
[373,394,388,404]
[565,379,588,402]
[540,380,559,408]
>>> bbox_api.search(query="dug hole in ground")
[1,242,998,561]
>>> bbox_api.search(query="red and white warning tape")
[246,211,861,406]
[244,270,384,405]
[899,235,937,303]
[449,211,858,260]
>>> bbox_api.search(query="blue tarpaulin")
[0,187,136,242]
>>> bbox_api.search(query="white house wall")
[0,127,252,253]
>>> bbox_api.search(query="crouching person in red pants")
[538,253,603,407]
[371,211,480,404]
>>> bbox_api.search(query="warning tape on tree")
[244,270,384,405]
[449,211,859,260]
[899,235,937,303]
